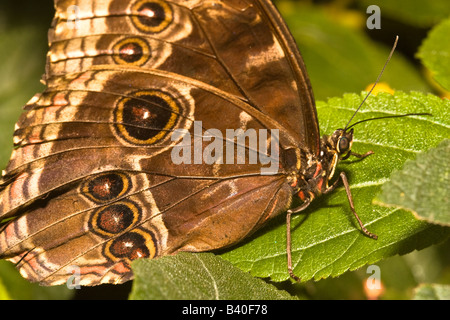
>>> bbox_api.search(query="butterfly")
[0,0,378,286]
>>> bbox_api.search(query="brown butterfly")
[0,0,377,286]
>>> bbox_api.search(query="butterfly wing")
[0,0,316,285]
[48,0,319,151]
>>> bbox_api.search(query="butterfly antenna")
[346,112,432,130]
[344,35,399,131]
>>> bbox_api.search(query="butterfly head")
[328,128,354,159]
[316,128,354,184]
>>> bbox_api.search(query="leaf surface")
[129,252,297,300]
[417,18,450,91]
[376,139,450,226]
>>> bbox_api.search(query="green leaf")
[0,260,73,300]
[129,252,297,300]
[0,277,11,300]
[417,18,450,91]
[220,91,450,283]
[413,284,450,300]
[278,2,430,100]
[375,139,450,226]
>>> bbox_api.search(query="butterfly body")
[0,0,371,286]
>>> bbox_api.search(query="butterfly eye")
[338,136,350,153]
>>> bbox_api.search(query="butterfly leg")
[342,150,374,160]
[351,150,374,158]
[325,172,378,240]
[286,199,311,282]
